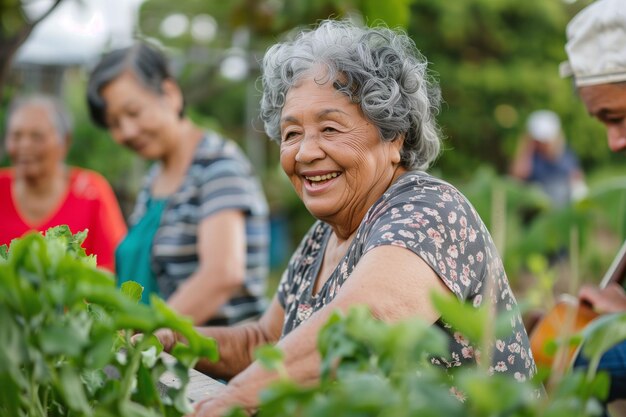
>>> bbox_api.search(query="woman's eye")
[283,131,298,141]
[600,114,625,125]
[107,120,119,130]
[607,117,624,125]
[31,133,45,142]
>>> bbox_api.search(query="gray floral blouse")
[277,171,537,380]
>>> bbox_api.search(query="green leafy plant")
[227,297,621,417]
[0,226,218,417]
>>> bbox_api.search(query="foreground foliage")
[0,226,218,417]
[231,297,623,417]
[2,226,623,416]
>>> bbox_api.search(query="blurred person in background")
[510,109,587,208]
[87,42,270,325]
[0,94,126,271]
[561,0,626,408]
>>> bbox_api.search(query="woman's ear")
[161,79,184,115]
[391,134,405,164]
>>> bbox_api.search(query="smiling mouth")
[304,172,340,184]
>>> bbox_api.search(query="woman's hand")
[186,387,254,417]
[131,328,180,352]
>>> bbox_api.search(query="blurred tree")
[0,0,64,98]
[403,0,599,178]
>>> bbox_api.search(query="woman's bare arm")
[159,296,284,380]
[190,245,451,416]
[167,209,247,325]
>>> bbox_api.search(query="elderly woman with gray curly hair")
[156,19,537,416]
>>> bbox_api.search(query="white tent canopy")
[15,0,143,66]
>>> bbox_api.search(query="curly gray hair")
[260,19,442,170]
[6,94,73,142]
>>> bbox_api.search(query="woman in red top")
[0,94,127,271]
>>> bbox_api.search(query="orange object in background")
[530,295,599,369]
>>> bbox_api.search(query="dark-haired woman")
[87,42,270,325]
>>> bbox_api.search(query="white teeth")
[305,172,339,182]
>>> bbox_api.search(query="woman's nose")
[295,132,325,163]
[117,118,139,142]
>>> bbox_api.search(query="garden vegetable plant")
[2,226,624,417]
[0,226,218,417]
[232,297,623,417]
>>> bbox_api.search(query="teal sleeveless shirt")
[115,197,167,304]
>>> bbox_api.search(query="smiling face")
[100,72,183,160]
[579,82,626,153]
[279,73,406,235]
[5,103,67,181]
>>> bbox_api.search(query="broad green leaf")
[141,346,159,368]
[39,323,88,356]
[133,364,161,408]
[362,0,414,29]
[151,296,219,362]
[82,369,106,396]
[170,343,199,369]
[84,329,115,369]
[431,291,488,343]
[255,344,285,372]
[119,401,162,417]
[223,407,249,417]
[121,281,144,304]
[457,371,531,414]
[0,374,21,417]
[45,225,89,259]
[58,367,92,414]
[581,313,626,373]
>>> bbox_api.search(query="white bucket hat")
[526,110,561,143]
[560,0,626,87]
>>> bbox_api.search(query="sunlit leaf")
[255,344,285,372]
[121,281,144,303]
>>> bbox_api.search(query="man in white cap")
[562,0,626,405]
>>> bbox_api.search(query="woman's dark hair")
[86,42,184,129]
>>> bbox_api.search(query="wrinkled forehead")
[9,103,55,128]
[578,82,626,115]
[7,102,66,144]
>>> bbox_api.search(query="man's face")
[579,83,626,153]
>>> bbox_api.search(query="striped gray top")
[130,132,270,325]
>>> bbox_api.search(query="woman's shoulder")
[375,171,469,210]
[68,167,116,200]
[0,168,13,192]
[365,170,484,232]
[390,171,460,193]
[195,132,247,160]
[0,167,13,181]
[187,132,250,173]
